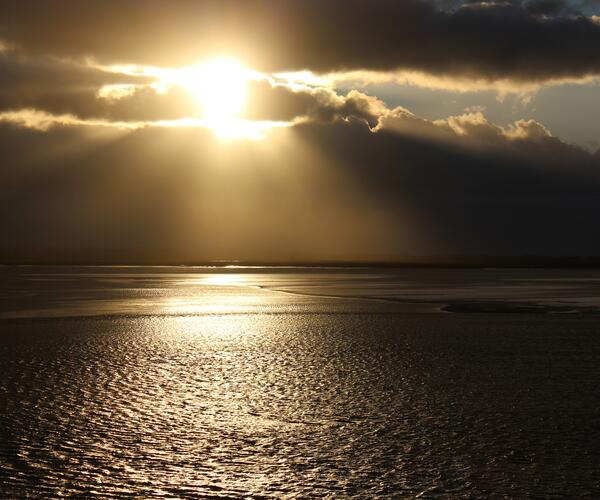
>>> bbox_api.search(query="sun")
[154,56,289,140]
[177,58,252,137]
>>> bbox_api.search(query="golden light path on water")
[161,275,271,315]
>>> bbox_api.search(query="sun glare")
[177,58,252,138]
[199,275,247,286]
[114,57,293,140]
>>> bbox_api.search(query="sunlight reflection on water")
[1,311,599,497]
[3,266,600,319]
[0,267,599,496]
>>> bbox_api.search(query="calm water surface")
[1,267,599,497]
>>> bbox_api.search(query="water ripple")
[1,312,599,497]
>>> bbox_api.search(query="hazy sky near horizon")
[1,0,600,262]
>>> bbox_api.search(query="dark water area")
[1,267,599,497]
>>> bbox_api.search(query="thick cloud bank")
[1,0,600,83]
[1,0,599,262]
[1,109,599,262]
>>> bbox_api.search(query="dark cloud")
[1,107,599,262]
[432,0,600,15]
[1,0,600,82]
[244,81,324,122]
[524,0,576,16]
[0,50,196,121]
[1,1,598,263]
[243,81,384,126]
[0,49,384,125]
[291,119,600,256]
[0,123,405,262]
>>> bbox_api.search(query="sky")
[1,0,600,263]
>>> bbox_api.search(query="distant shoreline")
[3,257,600,269]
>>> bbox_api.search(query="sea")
[1,266,599,497]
